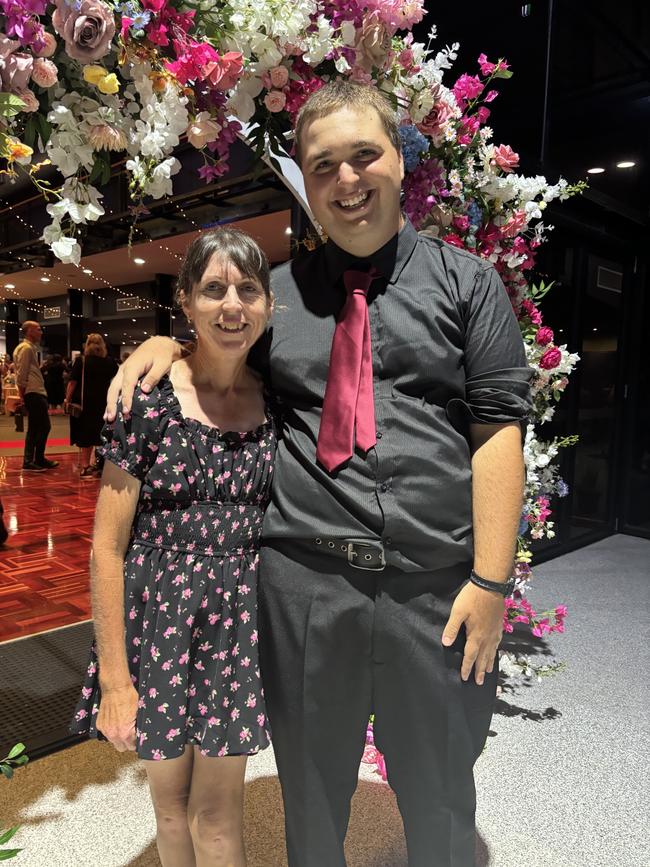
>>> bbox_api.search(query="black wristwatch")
[469,569,516,597]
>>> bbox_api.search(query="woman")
[42,353,66,409]
[65,335,119,478]
[71,227,275,867]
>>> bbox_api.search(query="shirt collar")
[324,217,418,286]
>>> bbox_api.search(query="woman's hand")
[96,683,139,752]
[105,336,182,421]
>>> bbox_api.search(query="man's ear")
[399,151,405,182]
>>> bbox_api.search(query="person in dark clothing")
[42,354,66,409]
[106,82,532,867]
[65,335,119,478]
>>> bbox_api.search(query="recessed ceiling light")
[40,276,50,282]
[133,257,146,265]
[82,268,93,274]
[5,283,15,289]
[587,167,605,174]
[104,333,108,337]
[285,227,292,235]
[132,318,137,322]
[97,321,102,325]
[616,161,635,169]
[143,331,148,335]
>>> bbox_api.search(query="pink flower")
[501,210,528,238]
[15,88,39,112]
[540,347,562,370]
[453,73,484,105]
[521,299,543,326]
[264,90,287,113]
[417,98,454,139]
[33,32,57,58]
[535,326,554,346]
[269,65,289,89]
[88,123,127,151]
[477,53,496,76]
[0,50,33,94]
[355,12,391,72]
[202,51,244,91]
[492,144,519,173]
[52,0,116,64]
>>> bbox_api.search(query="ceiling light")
[82,268,93,275]
[40,276,50,282]
[132,318,137,322]
[5,283,15,289]
[97,321,102,325]
[104,333,108,337]
[143,331,148,335]
[587,167,605,174]
[616,161,635,169]
[593,328,598,332]
[133,257,146,265]
[285,227,292,235]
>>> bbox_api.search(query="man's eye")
[314,161,331,171]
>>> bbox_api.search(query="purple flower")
[52,0,116,64]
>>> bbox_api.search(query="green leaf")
[22,116,37,149]
[89,157,103,184]
[35,114,52,147]
[101,158,111,186]
[0,93,26,118]
[6,745,24,761]
[0,849,22,860]
[0,828,19,846]
[493,68,513,80]
[0,767,13,781]
[12,757,28,768]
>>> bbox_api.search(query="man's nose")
[337,162,360,185]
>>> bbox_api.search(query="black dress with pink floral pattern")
[70,376,276,760]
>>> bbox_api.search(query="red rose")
[539,347,562,370]
[535,326,554,346]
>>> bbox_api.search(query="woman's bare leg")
[144,746,196,867]
[187,750,248,867]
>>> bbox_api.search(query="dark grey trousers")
[23,392,51,465]
[259,542,497,867]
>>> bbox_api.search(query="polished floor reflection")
[0,453,95,642]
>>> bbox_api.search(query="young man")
[13,321,59,471]
[108,81,532,866]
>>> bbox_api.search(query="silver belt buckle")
[347,541,386,571]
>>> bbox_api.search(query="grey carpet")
[2,534,648,866]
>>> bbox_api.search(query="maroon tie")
[316,268,378,472]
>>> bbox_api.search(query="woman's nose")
[222,285,243,310]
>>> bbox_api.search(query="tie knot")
[343,267,379,297]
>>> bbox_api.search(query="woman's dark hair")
[175,227,271,305]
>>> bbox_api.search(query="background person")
[12,321,59,471]
[42,353,66,410]
[65,335,119,479]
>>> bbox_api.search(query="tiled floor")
[0,453,96,642]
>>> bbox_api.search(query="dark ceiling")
[413,0,650,228]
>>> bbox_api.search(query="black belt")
[313,537,386,571]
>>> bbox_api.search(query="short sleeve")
[446,264,533,431]
[99,385,162,480]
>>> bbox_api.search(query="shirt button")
[376,431,383,439]
[384,537,392,546]
[380,483,388,493]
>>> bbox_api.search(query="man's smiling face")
[300,105,404,258]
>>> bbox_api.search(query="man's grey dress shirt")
[258,219,533,572]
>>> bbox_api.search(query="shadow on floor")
[124,776,490,867]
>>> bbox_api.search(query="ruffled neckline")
[159,375,273,442]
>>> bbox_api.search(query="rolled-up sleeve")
[446,264,533,432]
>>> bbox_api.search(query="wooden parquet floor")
[0,453,97,642]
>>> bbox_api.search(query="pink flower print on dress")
[198,703,208,716]
[166,728,181,741]
[179,706,187,716]
[223,618,234,629]
[157,703,169,713]
[251,630,259,645]
[230,681,240,692]
[240,727,252,743]
[143,408,160,419]
[148,687,158,698]
[230,707,240,721]
[163,626,176,639]
[128,606,137,620]
[188,685,197,697]
[75,708,88,721]
[257,714,266,727]
[82,687,93,699]
[241,656,251,668]
[150,645,160,661]
[240,611,251,624]
[218,746,228,757]
[126,433,137,445]
[208,613,221,626]
[179,651,190,665]
[246,694,257,708]
[231,643,240,657]
[239,584,251,595]
[169,674,182,686]
[195,660,205,671]
[142,588,150,601]
[151,749,164,761]
[208,716,220,726]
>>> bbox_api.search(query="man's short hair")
[294,81,401,166]
[21,320,40,336]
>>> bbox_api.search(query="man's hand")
[96,683,139,752]
[441,582,505,685]
[105,336,181,421]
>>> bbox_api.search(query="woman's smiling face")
[182,255,272,356]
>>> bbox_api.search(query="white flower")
[227,89,256,123]
[52,236,82,265]
[340,20,356,46]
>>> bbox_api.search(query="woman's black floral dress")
[70,376,275,760]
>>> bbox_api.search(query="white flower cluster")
[223,0,322,66]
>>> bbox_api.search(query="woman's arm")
[91,459,141,691]
[91,460,142,751]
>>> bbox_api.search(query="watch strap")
[469,569,515,597]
